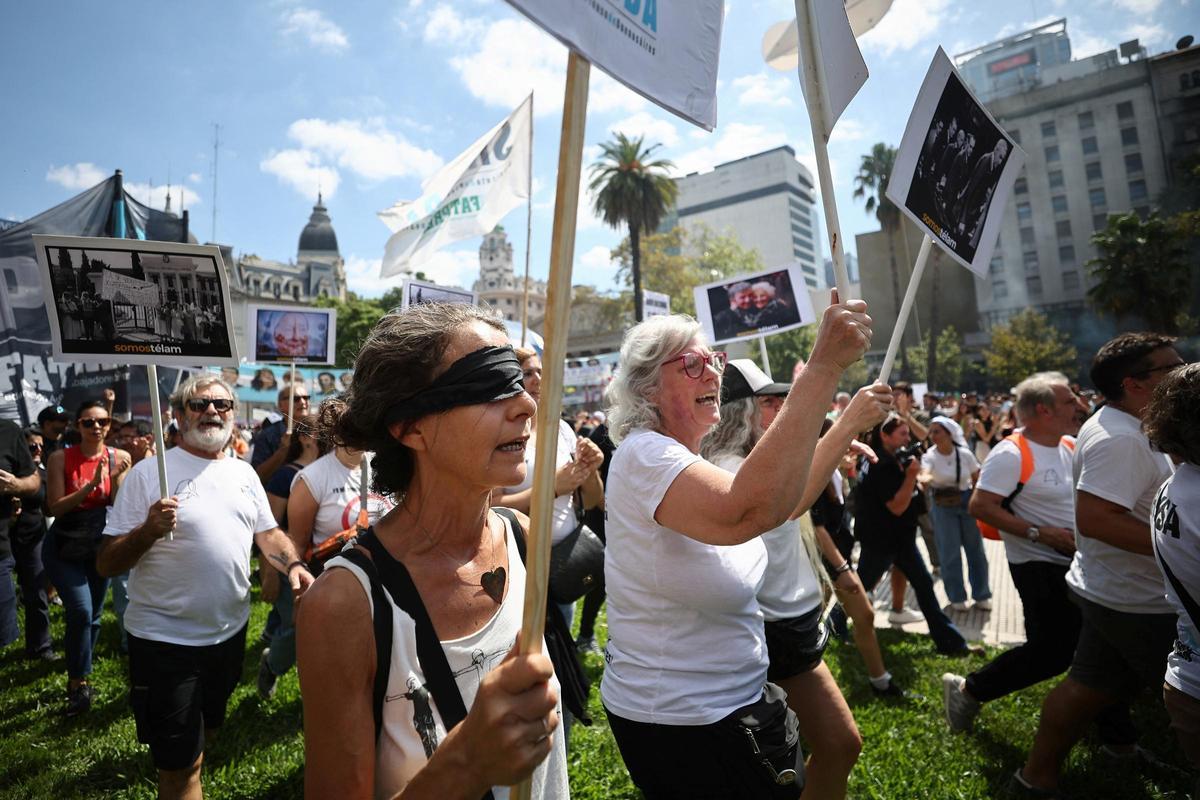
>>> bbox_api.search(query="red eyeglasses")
[662,351,727,379]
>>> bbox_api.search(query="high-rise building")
[955,21,1169,355]
[671,146,825,288]
[824,253,859,287]
[473,226,546,323]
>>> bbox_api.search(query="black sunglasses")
[79,418,111,429]
[28,443,43,453]
[186,398,235,413]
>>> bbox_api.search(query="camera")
[894,441,925,468]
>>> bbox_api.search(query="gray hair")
[701,396,760,462]
[750,281,776,297]
[170,374,236,413]
[1014,371,1070,424]
[726,281,751,298]
[605,314,702,444]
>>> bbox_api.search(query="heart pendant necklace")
[406,502,506,604]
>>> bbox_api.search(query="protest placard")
[398,278,478,309]
[503,0,724,130]
[245,304,337,365]
[694,264,817,345]
[886,48,1026,276]
[642,289,670,319]
[33,235,238,367]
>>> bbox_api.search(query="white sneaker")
[949,601,970,612]
[888,607,924,625]
[942,673,981,732]
[974,599,993,611]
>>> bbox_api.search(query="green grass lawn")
[1,575,1193,799]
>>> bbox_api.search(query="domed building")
[231,193,347,305]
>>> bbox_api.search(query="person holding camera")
[919,418,990,613]
[854,415,972,656]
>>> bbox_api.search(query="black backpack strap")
[333,540,393,744]
[492,507,593,726]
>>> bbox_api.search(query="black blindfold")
[384,345,525,425]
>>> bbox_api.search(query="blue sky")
[1,0,1192,298]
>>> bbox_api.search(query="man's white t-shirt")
[103,447,277,646]
[1153,463,1200,700]
[921,446,980,491]
[294,451,395,547]
[505,420,578,545]
[976,436,1075,566]
[714,454,821,622]
[1067,405,1174,614]
[602,429,768,726]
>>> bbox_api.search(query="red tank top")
[62,446,113,510]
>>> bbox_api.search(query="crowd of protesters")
[0,297,1196,799]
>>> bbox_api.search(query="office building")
[672,146,825,288]
[473,226,547,323]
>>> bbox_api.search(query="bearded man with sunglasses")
[97,375,315,800]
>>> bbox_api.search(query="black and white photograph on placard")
[33,234,239,367]
[693,265,817,345]
[886,48,1026,276]
[399,277,477,309]
[246,303,338,365]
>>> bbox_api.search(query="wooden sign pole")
[510,51,590,800]
[878,234,933,385]
[146,363,172,541]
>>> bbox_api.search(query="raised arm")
[656,297,872,545]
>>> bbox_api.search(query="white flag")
[504,0,724,131]
[378,95,532,277]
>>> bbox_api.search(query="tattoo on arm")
[269,553,289,568]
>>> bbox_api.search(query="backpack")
[333,507,591,797]
[976,432,1074,541]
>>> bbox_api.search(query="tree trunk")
[885,224,910,378]
[927,254,940,391]
[631,222,644,323]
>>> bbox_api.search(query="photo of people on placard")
[253,309,331,363]
[707,269,802,341]
[44,245,231,357]
[906,70,1014,265]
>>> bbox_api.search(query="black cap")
[36,405,69,424]
[720,359,790,404]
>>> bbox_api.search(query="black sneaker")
[871,679,917,700]
[257,648,278,700]
[65,684,93,717]
[1005,769,1059,798]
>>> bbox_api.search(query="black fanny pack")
[547,488,605,604]
[51,506,109,562]
[719,683,805,795]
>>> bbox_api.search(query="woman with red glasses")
[43,400,131,716]
[600,296,874,799]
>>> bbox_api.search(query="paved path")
[868,537,1026,646]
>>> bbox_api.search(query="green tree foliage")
[610,226,762,319]
[907,325,966,390]
[983,310,1077,390]
[1087,211,1192,335]
[589,133,678,322]
[764,325,817,382]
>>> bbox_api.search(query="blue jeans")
[266,581,296,677]
[12,536,52,656]
[0,554,19,648]
[111,572,130,653]
[857,527,968,654]
[42,531,109,679]
[930,491,992,604]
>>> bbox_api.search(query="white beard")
[182,416,232,453]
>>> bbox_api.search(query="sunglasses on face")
[79,418,110,429]
[662,350,727,379]
[1132,361,1186,379]
[28,443,42,454]
[186,398,235,413]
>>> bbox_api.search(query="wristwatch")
[1026,526,1041,543]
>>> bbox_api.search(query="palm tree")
[589,133,678,322]
[853,143,911,378]
[1088,211,1190,335]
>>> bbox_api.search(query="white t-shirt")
[504,420,578,545]
[1067,405,1174,613]
[328,514,568,800]
[1153,463,1200,699]
[295,451,395,547]
[921,445,979,491]
[714,454,821,622]
[976,436,1075,566]
[601,429,768,725]
[103,448,277,646]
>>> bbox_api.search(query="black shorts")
[1066,589,1176,700]
[128,625,248,771]
[765,606,829,682]
[820,525,855,578]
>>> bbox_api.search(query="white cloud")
[1122,22,1168,46]
[46,162,106,191]
[831,118,868,142]
[730,73,795,108]
[260,149,341,200]
[1069,26,1113,59]
[413,248,481,290]
[285,118,442,181]
[670,123,789,177]
[423,6,483,45]
[589,71,649,115]
[281,8,349,53]
[858,0,952,57]
[187,172,202,184]
[125,182,203,210]
[607,111,680,148]
[1111,0,1162,12]
[579,244,616,273]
